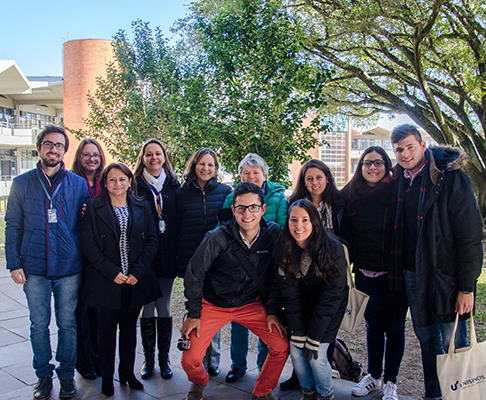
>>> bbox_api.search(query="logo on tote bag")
[450,375,485,391]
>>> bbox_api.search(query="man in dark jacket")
[180,182,289,400]
[5,125,90,400]
[389,124,483,400]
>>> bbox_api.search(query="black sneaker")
[33,376,53,400]
[59,378,77,399]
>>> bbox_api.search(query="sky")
[0,0,191,77]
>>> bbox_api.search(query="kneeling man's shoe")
[186,382,207,400]
[33,376,53,400]
[250,391,281,400]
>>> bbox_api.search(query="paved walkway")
[0,263,416,400]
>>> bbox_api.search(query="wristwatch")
[461,291,472,294]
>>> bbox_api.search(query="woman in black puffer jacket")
[176,147,232,376]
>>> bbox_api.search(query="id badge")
[47,208,58,223]
[159,219,166,234]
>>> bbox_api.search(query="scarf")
[305,194,334,232]
[142,167,167,209]
[388,151,430,291]
[85,176,100,199]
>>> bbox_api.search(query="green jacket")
[222,180,288,228]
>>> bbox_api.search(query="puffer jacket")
[5,164,90,277]
[392,146,483,326]
[136,175,180,278]
[222,180,288,228]
[176,177,232,277]
[276,238,348,344]
[184,218,281,318]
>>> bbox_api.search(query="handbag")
[437,313,486,400]
[339,245,370,334]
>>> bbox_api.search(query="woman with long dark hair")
[133,139,180,380]
[282,159,343,391]
[341,146,408,400]
[288,159,342,234]
[274,199,348,400]
[176,147,232,376]
[81,163,161,396]
[72,138,106,380]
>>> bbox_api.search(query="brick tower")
[63,39,115,168]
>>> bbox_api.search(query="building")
[0,40,115,209]
[0,60,63,208]
[290,115,435,191]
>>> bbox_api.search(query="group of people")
[5,123,483,400]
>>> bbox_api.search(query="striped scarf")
[388,151,430,291]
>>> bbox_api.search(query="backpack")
[331,337,364,383]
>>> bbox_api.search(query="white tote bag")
[339,245,369,334]
[437,313,486,400]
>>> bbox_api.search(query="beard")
[41,156,62,168]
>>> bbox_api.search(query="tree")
[78,20,191,167]
[78,1,329,184]
[285,0,486,211]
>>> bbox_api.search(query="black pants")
[75,296,99,374]
[355,271,408,383]
[97,286,141,378]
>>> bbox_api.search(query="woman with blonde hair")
[176,147,232,376]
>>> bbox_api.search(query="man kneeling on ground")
[180,182,289,400]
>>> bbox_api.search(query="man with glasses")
[6,125,90,400]
[180,182,289,400]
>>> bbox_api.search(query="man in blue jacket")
[6,125,90,400]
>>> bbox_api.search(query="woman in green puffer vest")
[221,153,287,384]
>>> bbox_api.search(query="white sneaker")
[382,382,398,400]
[352,374,382,397]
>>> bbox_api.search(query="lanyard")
[36,169,64,208]
[146,182,163,219]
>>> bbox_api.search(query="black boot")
[140,317,156,380]
[157,317,173,379]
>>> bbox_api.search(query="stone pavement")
[0,263,416,400]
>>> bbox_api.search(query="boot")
[140,317,156,379]
[157,317,173,379]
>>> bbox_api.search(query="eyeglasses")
[41,141,65,151]
[81,153,101,160]
[233,204,263,214]
[362,160,385,168]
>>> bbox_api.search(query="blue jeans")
[230,322,269,371]
[404,271,467,400]
[290,342,333,398]
[24,273,81,379]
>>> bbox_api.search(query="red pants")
[181,300,289,397]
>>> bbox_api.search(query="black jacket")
[80,195,161,309]
[340,179,395,273]
[136,175,180,278]
[176,178,232,277]
[184,218,281,318]
[392,146,484,326]
[276,239,349,344]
